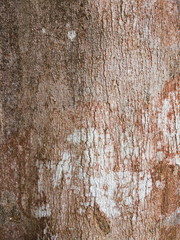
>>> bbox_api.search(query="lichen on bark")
[0,0,179,239]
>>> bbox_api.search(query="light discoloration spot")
[67,127,153,218]
[53,151,72,187]
[164,208,180,226]
[168,154,180,166]
[155,180,165,190]
[41,28,46,34]
[33,204,51,218]
[67,30,76,41]
[36,160,56,194]
[158,99,173,139]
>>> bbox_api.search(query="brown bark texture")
[0,0,179,239]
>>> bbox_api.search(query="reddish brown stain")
[160,226,180,240]
[161,77,179,100]
[151,0,179,46]
[94,203,111,236]
[145,77,179,235]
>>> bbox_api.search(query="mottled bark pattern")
[0,0,179,239]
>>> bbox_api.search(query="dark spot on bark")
[0,203,40,240]
[94,204,111,235]
[0,205,6,225]
[10,206,21,223]
[0,222,27,240]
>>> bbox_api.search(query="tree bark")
[0,0,179,239]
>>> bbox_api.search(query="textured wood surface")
[0,0,179,239]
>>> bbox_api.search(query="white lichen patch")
[156,94,179,163]
[36,160,56,193]
[158,98,173,139]
[41,28,46,34]
[164,208,180,226]
[116,171,152,206]
[137,171,152,201]
[168,154,180,166]
[67,30,76,41]
[37,162,44,193]
[156,151,165,162]
[67,128,86,144]
[155,180,165,190]
[174,155,180,166]
[53,151,72,187]
[77,208,86,215]
[33,204,51,218]
[89,172,120,217]
[67,127,153,218]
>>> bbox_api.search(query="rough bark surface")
[0,0,179,239]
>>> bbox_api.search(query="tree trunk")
[0,0,179,239]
